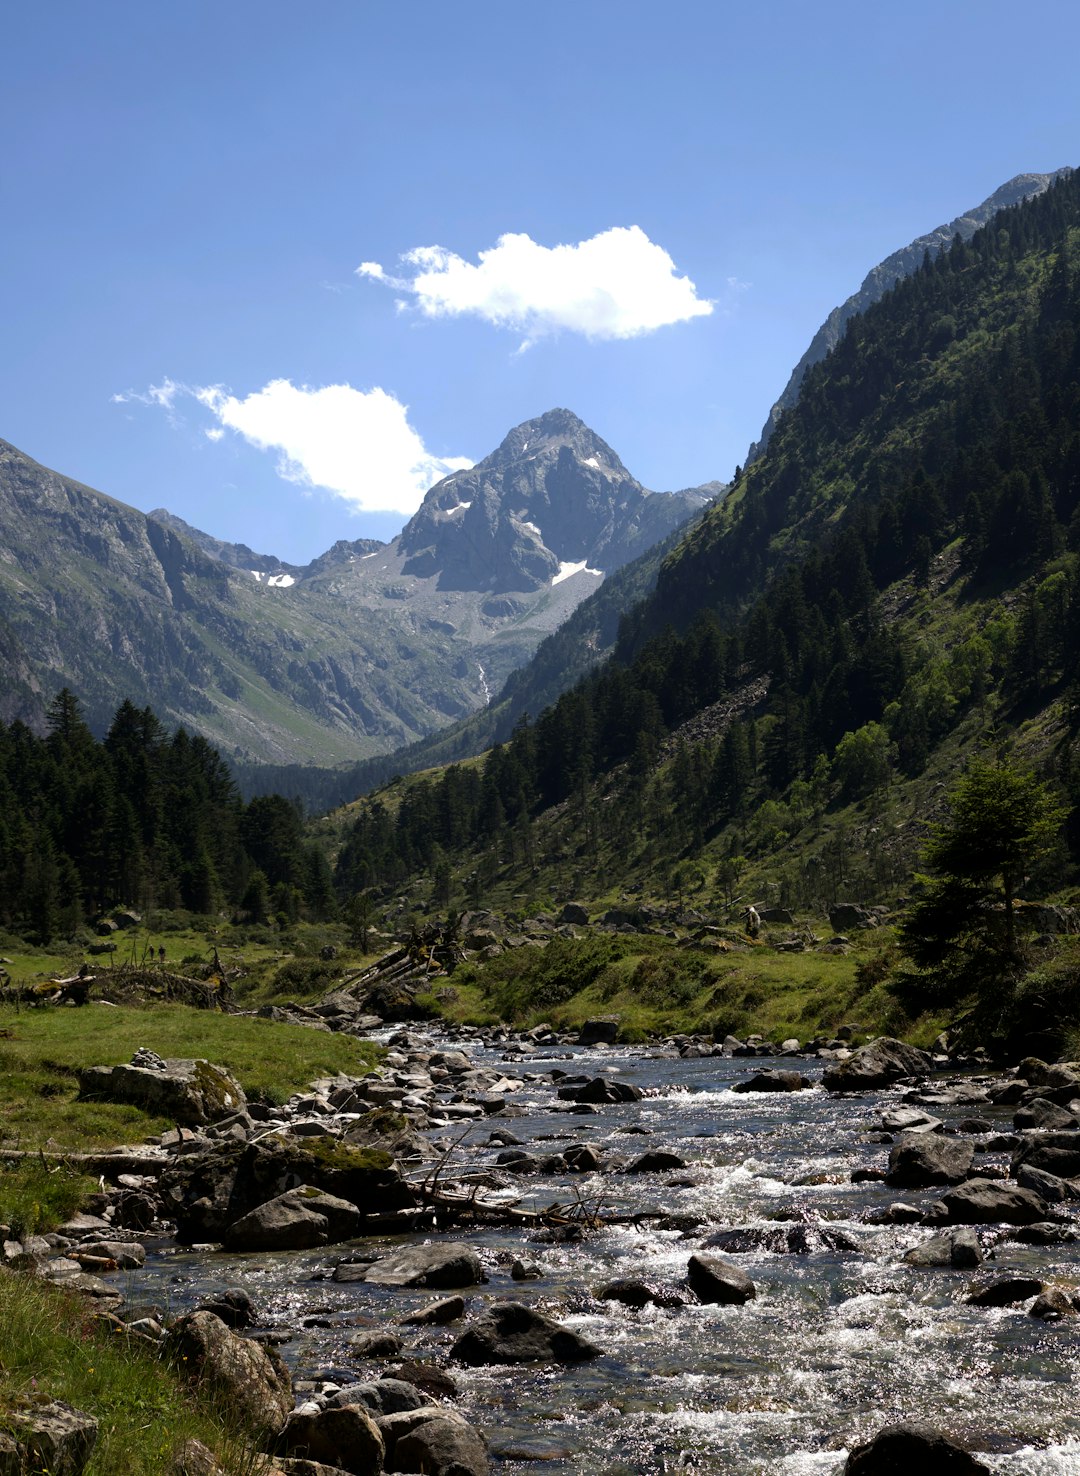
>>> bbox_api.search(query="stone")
[904,1228,982,1268]
[881,1107,942,1134]
[940,1179,1049,1225]
[598,1278,686,1309]
[221,1186,363,1251]
[1030,1287,1078,1320]
[164,1311,292,1434]
[168,1437,224,1475]
[1014,1164,1076,1203]
[964,1276,1043,1307]
[277,1405,384,1475]
[626,1150,687,1173]
[686,1254,756,1305]
[731,1069,811,1093]
[324,1380,428,1415]
[401,1295,466,1325]
[393,1415,489,1476]
[558,903,590,926]
[76,1239,146,1269]
[558,1076,643,1104]
[844,1422,990,1473]
[451,1302,602,1364]
[1,1399,98,1476]
[822,1038,933,1092]
[577,1018,618,1046]
[77,1058,245,1127]
[828,903,880,931]
[707,1224,860,1255]
[364,1243,484,1289]
[158,1135,413,1243]
[348,1331,404,1358]
[197,1290,255,1329]
[885,1133,974,1188]
[1013,1098,1078,1131]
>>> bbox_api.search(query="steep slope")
[0,412,708,765]
[747,168,1072,463]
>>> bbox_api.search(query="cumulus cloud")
[357,226,713,346]
[116,378,472,515]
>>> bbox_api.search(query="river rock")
[822,1038,932,1092]
[77,1058,245,1127]
[940,1179,1049,1225]
[221,1186,363,1251]
[76,1239,146,1269]
[393,1415,489,1476]
[964,1275,1044,1307]
[598,1278,686,1309]
[844,1421,990,1473]
[686,1254,756,1305]
[451,1302,602,1364]
[0,1399,98,1475]
[1012,1134,1080,1179]
[881,1107,942,1134]
[1013,1097,1078,1131]
[885,1133,974,1187]
[158,1135,414,1242]
[364,1242,485,1289]
[325,1379,429,1415]
[577,1018,618,1045]
[1029,1287,1079,1320]
[1014,1163,1077,1203]
[401,1295,466,1325]
[164,1310,292,1434]
[558,1077,643,1104]
[903,1227,982,1268]
[277,1405,384,1475]
[348,1331,404,1358]
[626,1150,687,1173]
[731,1070,811,1093]
[707,1224,860,1255]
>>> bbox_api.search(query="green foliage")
[832,722,896,800]
[0,1160,97,1239]
[460,936,625,1021]
[896,758,1068,1034]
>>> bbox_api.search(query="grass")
[0,1270,267,1475]
[0,1001,381,1155]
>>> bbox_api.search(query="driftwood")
[0,1148,166,1179]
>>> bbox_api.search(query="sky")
[3,0,1079,563]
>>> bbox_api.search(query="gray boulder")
[731,1069,811,1093]
[844,1422,990,1473]
[77,1058,245,1127]
[577,1018,618,1046]
[598,1278,686,1309]
[164,1311,292,1434]
[964,1275,1043,1307]
[904,1228,982,1268]
[626,1150,687,1174]
[1014,1163,1078,1203]
[559,903,591,926]
[393,1415,489,1476]
[558,1076,643,1104]
[828,903,880,931]
[277,1405,384,1475]
[822,1038,933,1092]
[687,1254,756,1305]
[1013,1097,1078,1131]
[364,1242,484,1289]
[0,1400,98,1476]
[221,1186,363,1251]
[451,1302,602,1364]
[940,1178,1049,1225]
[885,1133,974,1188]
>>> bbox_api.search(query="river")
[130,1037,1080,1474]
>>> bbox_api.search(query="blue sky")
[3,0,1078,562]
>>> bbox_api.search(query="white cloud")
[358,225,713,345]
[117,378,472,516]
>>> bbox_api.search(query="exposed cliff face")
[0,411,712,765]
[746,169,1073,463]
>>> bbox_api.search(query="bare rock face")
[0,1400,98,1476]
[451,1302,602,1365]
[77,1058,245,1127]
[844,1421,990,1473]
[277,1404,385,1476]
[164,1310,293,1435]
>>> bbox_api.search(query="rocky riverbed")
[11,1024,1080,1474]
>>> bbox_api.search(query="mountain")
[746,168,1073,463]
[0,411,710,765]
[331,169,1080,927]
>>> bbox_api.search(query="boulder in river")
[393,1414,490,1476]
[164,1310,292,1435]
[625,1150,687,1173]
[158,1134,414,1243]
[885,1133,974,1188]
[221,1185,364,1251]
[687,1254,756,1305]
[77,1058,245,1127]
[577,1018,617,1045]
[822,1038,932,1093]
[276,1404,384,1475]
[451,1302,602,1364]
[904,1227,982,1268]
[731,1070,811,1093]
[964,1275,1043,1307]
[598,1278,686,1309]
[558,1076,643,1104]
[940,1179,1049,1225]
[363,1242,485,1289]
[707,1223,860,1255]
[844,1421,990,1473]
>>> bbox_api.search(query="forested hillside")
[0,692,335,941]
[333,170,1080,910]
